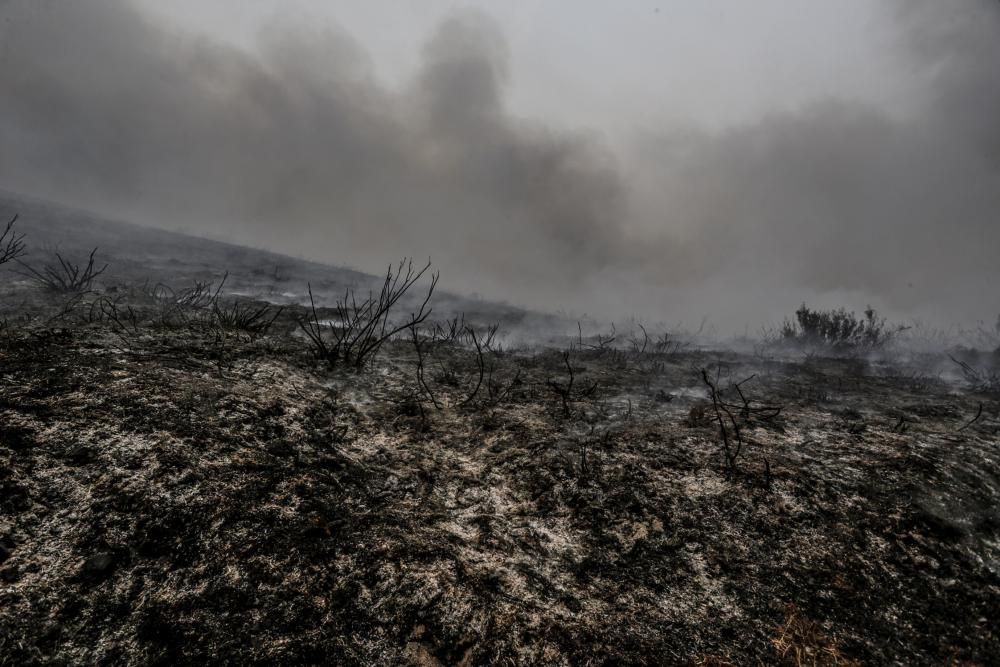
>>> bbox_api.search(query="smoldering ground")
[0,0,998,330]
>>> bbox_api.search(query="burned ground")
[0,271,998,665]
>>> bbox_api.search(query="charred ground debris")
[0,215,999,664]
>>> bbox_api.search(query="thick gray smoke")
[630,1,1000,328]
[0,1,633,305]
[1,0,998,329]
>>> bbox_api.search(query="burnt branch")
[17,247,108,294]
[702,368,743,473]
[459,325,486,407]
[411,326,441,409]
[546,350,598,417]
[0,215,26,266]
[298,258,438,369]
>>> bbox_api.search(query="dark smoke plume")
[1,0,998,328]
[0,1,632,304]
[631,1,1000,327]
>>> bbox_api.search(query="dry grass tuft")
[771,603,860,666]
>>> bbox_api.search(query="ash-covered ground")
[1,197,999,665]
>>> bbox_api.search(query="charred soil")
[1,285,999,665]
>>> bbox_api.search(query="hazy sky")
[1,1,998,330]
[133,1,917,137]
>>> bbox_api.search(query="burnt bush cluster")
[781,304,903,351]
[297,259,438,369]
[2,218,283,355]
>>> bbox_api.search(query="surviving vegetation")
[780,304,906,351]
[1,211,998,665]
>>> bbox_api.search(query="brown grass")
[772,603,860,666]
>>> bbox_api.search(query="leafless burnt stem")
[0,214,26,266]
[958,402,984,432]
[547,350,598,417]
[17,247,108,294]
[411,326,441,409]
[459,326,486,407]
[298,258,438,369]
[702,368,744,473]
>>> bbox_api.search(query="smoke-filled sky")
[1,0,998,330]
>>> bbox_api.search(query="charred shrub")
[409,322,520,412]
[546,350,599,417]
[0,215,25,266]
[781,304,903,351]
[700,369,781,476]
[212,299,282,336]
[17,248,108,294]
[948,353,1000,395]
[298,258,438,369]
[145,275,227,328]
